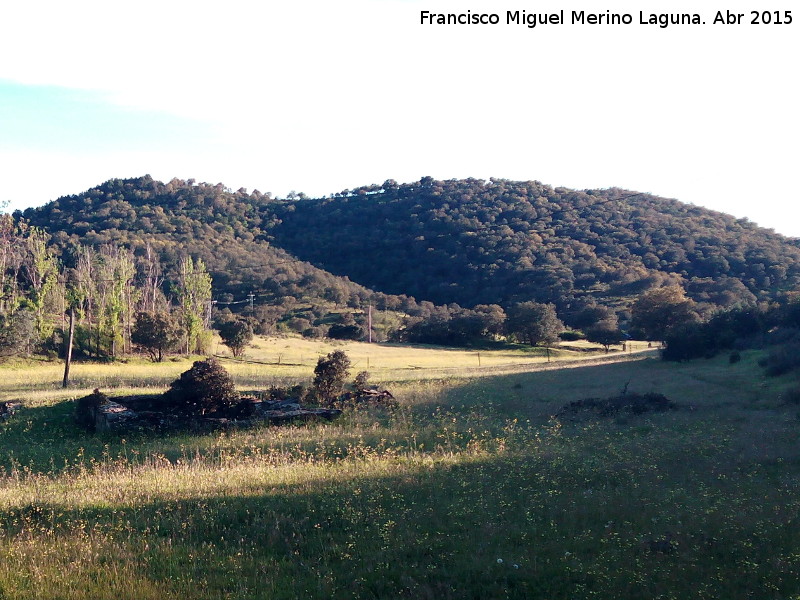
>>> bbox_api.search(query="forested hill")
[269,177,800,310]
[19,176,409,310]
[20,175,800,316]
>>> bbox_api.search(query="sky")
[0,0,797,235]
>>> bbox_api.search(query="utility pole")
[63,307,75,388]
[368,303,373,343]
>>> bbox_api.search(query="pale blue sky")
[0,0,797,236]
[0,81,210,153]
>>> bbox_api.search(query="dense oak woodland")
[7,174,800,354]
[268,177,800,312]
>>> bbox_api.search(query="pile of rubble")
[74,357,395,433]
[78,391,343,433]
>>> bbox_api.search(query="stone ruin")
[75,357,395,433]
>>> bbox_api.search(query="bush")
[327,323,363,340]
[759,343,800,377]
[162,358,239,415]
[302,326,327,339]
[662,322,714,361]
[312,350,351,404]
[353,370,370,391]
[285,317,312,333]
[195,330,214,355]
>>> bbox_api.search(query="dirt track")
[390,348,661,379]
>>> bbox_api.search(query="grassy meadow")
[1,338,799,599]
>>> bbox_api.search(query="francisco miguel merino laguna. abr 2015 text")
[420,9,793,28]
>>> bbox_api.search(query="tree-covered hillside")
[268,177,800,311]
[20,175,800,322]
[20,176,412,312]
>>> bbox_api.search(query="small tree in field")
[506,301,564,346]
[312,350,351,404]
[585,321,624,352]
[631,286,699,343]
[131,311,179,362]
[218,319,253,358]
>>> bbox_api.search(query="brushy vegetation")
[161,357,240,415]
[555,391,677,420]
[0,342,799,599]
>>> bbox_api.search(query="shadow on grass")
[0,453,567,600]
[3,445,800,600]
[0,399,263,475]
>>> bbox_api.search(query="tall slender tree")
[20,225,59,340]
[178,256,212,354]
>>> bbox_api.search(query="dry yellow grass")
[219,335,653,383]
[0,335,652,400]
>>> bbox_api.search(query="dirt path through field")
[388,347,661,380]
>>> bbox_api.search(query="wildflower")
[496,558,503,564]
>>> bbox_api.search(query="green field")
[1,339,799,599]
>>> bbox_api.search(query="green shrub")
[311,350,351,405]
[559,330,584,341]
[161,358,239,415]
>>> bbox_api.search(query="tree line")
[4,207,787,364]
[0,215,216,361]
[23,176,800,325]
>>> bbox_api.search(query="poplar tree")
[178,256,212,354]
[20,225,59,339]
[74,245,98,356]
[0,214,23,316]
